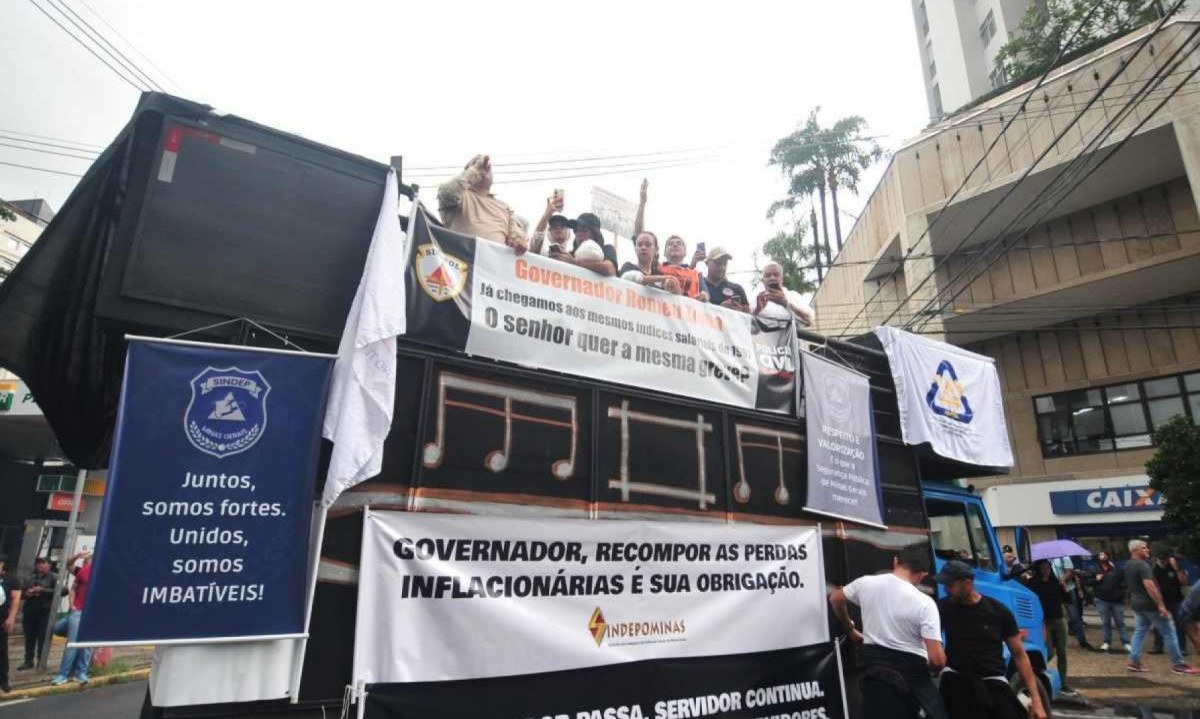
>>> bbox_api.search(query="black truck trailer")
[0,93,1003,718]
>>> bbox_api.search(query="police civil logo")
[415,243,469,302]
[184,367,271,458]
[588,607,607,647]
[925,360,974,423]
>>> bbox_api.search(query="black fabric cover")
[0,94,217,468]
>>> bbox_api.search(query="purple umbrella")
[1031,539,1092,561]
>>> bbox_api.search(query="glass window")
[1105,383,1140,404]
[1071,407,1107,438]
[1035,396,1058,414]
[979,10,997,46]
[966,505,996,571]
[1189,393,1200,421]
[1148,397,1185,428]
[1066,389,1102,409]
[1114,434,1152,450]
[926,499,973,564]
[1184,373,1200,392]
[1109,402,1148,435]
[1144,377,1182,398]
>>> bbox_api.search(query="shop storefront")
[982,474,1172,562]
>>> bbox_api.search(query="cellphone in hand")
[697,241,706,253]
[553,188,564,207]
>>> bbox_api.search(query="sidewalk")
[5,630,152,693]
[1063,610,1200,710]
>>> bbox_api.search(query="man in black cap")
[551,213,616,276]
[0,552,21,692]
[936,560,1047,719]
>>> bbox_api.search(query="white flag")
[321,169,407,507]
[873,326,1013,468]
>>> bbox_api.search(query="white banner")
[465,241,765,410]
[873,326,1014,467]
[353,512,827,685]
[590,186,636,238]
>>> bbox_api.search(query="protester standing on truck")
[1025,560,1077,696]
[529,191,570,255]
[704,247,749,312]
[631,180,706,300]
[548,213,617,276]
[753,262,815,326]
[935,560,1047,719]
[437,154,529,254]
[829,544,947,719]
[1125,539,1199,675]
[1093,551,1130,653]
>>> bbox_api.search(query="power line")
[0,140,96,161]
[875,3,1187,334]
[76,0,183,92]
[0,160,84,177]
[0,129,103,151]
[405,153,732,180]
[910,47,1200,335]
[907,19,1200,331]
[44,0,163,92]
[25,0,146,92]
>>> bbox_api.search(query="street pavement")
[0,680,145,718]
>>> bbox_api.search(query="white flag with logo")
[873,326,1013,467]
[321,169,407,507]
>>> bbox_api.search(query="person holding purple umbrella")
[1025,559,1077,696]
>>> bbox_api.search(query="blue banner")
[1049,485,1164,515]
[77,338,333,644]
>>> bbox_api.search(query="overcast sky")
[0,0,930,287]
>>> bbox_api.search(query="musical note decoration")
[606,400,715,509]
[733,424,802,506]
[422,372,578,480]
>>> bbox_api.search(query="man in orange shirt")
[632,180,707,300]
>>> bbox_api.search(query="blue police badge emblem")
[185,367,271,458]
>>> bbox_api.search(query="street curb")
[4,667,150,700]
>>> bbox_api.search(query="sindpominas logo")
[588,607,607,646]
[185,367,271,458]
[925,360,973,423]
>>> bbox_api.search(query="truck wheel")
[1010,671,1053,718]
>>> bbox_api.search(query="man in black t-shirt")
[1152,552,1190,655]
[936,561,1046,719]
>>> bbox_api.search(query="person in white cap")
[703,246,748,312]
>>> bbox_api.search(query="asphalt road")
[0,681,146,718]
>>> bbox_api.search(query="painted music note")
[422,372,577,480]
[607,400,715,509]
[733,424,802,506]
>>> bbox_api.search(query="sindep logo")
[184,367,270,458]
[587,606,686,647]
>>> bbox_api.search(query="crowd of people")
[0,549,93,694]
[831,540,1200,719]
[436,155,815,326]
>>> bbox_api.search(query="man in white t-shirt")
[829,544,947,719]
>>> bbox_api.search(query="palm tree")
[824,116,883,252]
[768,108,883,258]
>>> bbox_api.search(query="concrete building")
[0,197,53,277]
[813,17,1200,557]
[911,0,1034,119]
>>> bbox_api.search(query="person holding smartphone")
[753,262,814,326]
[703,246,749,312]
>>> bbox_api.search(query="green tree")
[768,108,882,257]
[1145,415,1200,557]
[762,225,817,295]
[0,206,14,223]
[994,0,1165,83]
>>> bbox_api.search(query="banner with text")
[76,338,333,645]
[873,326,1014,467]
[353,512,841,718]
[802,351,884,528]
[404,207,795,414]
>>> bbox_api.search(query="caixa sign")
[1049,485,1164,515]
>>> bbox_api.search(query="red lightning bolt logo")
[588,607,607,647]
